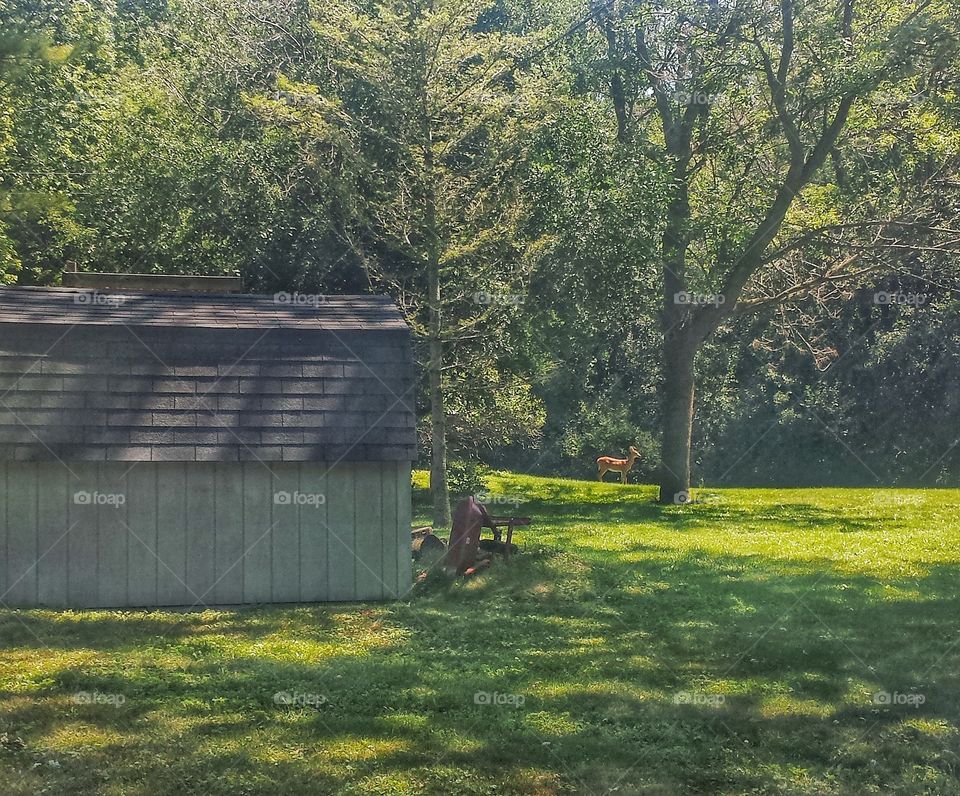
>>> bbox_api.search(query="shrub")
[446,459,492,499]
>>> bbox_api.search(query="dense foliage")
[2,0,958,488]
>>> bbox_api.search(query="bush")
[446,459,491,499]
[560,403,660,481]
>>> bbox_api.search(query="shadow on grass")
[417,478,879,533]
[3,536,960,794]
[0,606,340,651]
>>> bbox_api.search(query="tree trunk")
[424,138,451,528]
[658,152,696,504]
[428,310,450,527]
[659,335,696,504]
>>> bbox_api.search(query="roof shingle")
[0,286,408,330]
[0,287,415,462]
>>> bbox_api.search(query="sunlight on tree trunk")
[428,241,451,528]
[425,137,451,528]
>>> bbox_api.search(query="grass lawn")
[2,473,960,794]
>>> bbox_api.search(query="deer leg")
[621,469,627,485]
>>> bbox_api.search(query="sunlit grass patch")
[38,722,127,750]
[2,474,960,794]
[758,694,835,719]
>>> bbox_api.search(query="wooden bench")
[476,502,531,562]
[446,496,531,573]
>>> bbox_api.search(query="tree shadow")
[0,605,339,651]
[3,525,960,792]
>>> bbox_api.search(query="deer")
[597,446,640,484]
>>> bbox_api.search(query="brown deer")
[597,446,640,484]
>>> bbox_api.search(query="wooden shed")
[0,286,415,608]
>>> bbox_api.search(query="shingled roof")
[0,287,416,462]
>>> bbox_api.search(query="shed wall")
[0,460,411,608]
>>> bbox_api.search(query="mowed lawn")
[2,474,960,795]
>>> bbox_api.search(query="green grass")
[3,473,960,794]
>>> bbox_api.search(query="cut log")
[412,532,446,560]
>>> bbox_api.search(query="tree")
[0,3,77,280]
[302,0,550,525]
[520,87,666,477]
[590,0,958,501]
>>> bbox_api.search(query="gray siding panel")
[127,465,158,607]
[68,468,99,607]
[271,463,300,602]
[213,462,244,604]
[298,465,328,602]
[37,463,69,607]
[354,463,383,600]
[242,464,273,603]
[185,464,215,605]
[0,465,6,602]
[156,462,188,605]
[326,465,356,601]
[1,461,410,607]
[380,461,399,599]
[97,464,128,607]
[397,462,413,597]
[5,464,37,606]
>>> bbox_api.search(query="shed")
[0,286,415,608]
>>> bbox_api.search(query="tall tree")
[0,2,78,280]
[591,0,958,501]
[301,0,550,525]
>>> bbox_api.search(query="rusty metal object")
[477,504,530,563]
[445,497,532,573]
[446,497,486,574]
